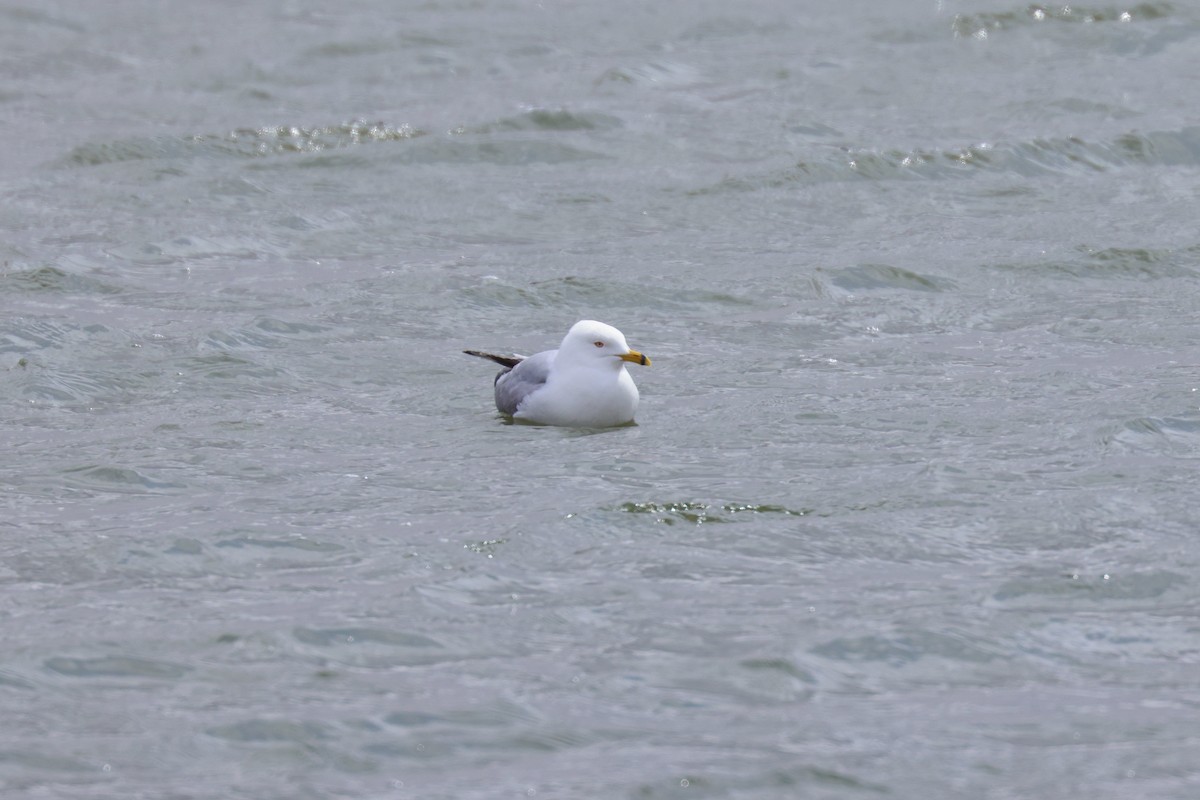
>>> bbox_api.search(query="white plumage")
[465,320,651,427]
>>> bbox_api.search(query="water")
[4,1,1200,797]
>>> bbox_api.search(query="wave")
[61,120,425,166]
[691,126,1200,194]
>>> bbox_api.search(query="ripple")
[17,354,162,407]
[810,629,1000,667]
[0,265,122,296]
[389,138,605,166]
[208,719,330,743]
[60,464,186,495]
[293,627,442,649]
[952,2,1175,39]
[0,750,91,773]
[0,7,86,33]
[1077,244,1200,278]
[60,120,425,166]
[457,275,754,313]
[200,317,330,351]
[826,264,952,293]
[1,319,85,353]
[695,127,1200,192]
[470,108,623,133]
[0,669,35,690]
[596,60,708,89]
[215,536,345,553]
[383,711,442,727]
[1106,414,1200,455]
[179,352,286,385]
[988,244,1200,281]
[678,17,783,41]
[991,570,1186,607]
[103,235,270,266]
[617,501,809,526]
[44,655,191,679]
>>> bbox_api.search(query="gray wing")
[494,349,556,415]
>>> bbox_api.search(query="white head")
[557,320,651,369]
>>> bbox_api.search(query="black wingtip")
[464,350,524,369]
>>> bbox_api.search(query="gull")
[465,320,651,427]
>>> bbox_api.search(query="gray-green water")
[4,1,1200,797]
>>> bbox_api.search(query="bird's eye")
[593,341,605,348]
